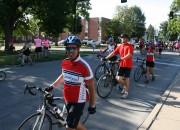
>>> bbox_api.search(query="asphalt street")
[0,49,180,130]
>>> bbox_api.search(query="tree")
[167,0,180,39]
[146,24,155,41]
[103,5,146,39]
[159,21,168,41]
[0,0,91,50]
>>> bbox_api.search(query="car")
[87,40,100,46]
[81,39,92,45]
[58,40,65,45]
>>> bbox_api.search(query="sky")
[89,0,174,29]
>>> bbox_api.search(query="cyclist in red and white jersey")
[144,42,158,83]
[45,35,96,130]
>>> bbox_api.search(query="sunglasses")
[66,47,77,52]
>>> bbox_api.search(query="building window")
[85,32,88,36]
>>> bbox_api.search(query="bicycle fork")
[33,106,46,130]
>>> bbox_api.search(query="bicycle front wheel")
[96,73,113,98]
[94,64,106,80]
[17,113,52,130]
[134,66,143,82]
[0,71,6,81]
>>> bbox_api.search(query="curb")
[138,69,180,130]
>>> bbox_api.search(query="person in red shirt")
[138,39,145,55]
[45,35,96,130]
[145,42,158,83]
[104,33,134,99]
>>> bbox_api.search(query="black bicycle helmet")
[120,33,128,39]
[64,36,81,47]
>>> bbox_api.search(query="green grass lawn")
[0,43,106,67]
[0,50,97,67]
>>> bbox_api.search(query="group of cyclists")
[14,33,178,129]
[19,36,50,66]
[43,33,159,129]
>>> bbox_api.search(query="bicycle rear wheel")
[17,113,52,130]
[80,102,89,124]
[96,73,113,98]
[134,66,143,82]
[0,71,6,81]
[94,64,106,80]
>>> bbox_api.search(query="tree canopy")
[102,5,146,39]
[0,0,91,50]
[167,0,180,40]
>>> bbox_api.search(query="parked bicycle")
[94,54,119,80]
[17,50,34,66]
[134,57,146,82]
[17,85,89,130]
[0,70,6,81]
[96,58,122,98]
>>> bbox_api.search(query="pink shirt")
[34,39,42,47]
[42,40,49,47]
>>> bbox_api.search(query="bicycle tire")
[17,113,52,130]
[80,102,89,124]
[134,66,143,82]
[94,64,106,80]
[96,73,113,98]
[0,71,6,81]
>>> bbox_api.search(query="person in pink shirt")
[34,36,42,59]
[42,36,49,57]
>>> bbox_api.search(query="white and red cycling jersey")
[62,55,94,103]
[146,47,154,62]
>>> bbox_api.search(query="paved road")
[0,50,180,130]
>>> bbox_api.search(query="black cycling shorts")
[118,67,131,78]
[146,61,155,68]
[66,102,85,129]
[23,50,31,56]
[35,47,42,53]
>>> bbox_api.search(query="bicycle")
[0,70,6,81]
[17,50,33,66]
[17,85,89,130]
[94,54,119,80]
[134,57,146,82]
[96,58,122,98]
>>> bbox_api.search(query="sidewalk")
[139,69,180,130]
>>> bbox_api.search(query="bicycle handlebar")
[97,53,121,64]
[23,85,63,107]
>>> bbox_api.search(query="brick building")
[60,17,110,41]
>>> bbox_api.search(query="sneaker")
[152,76,155,81]
[121,87,125,94]
[144,80,149,83]
[121,92,128,99]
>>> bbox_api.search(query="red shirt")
[139,40,144,46]
[113,43,134,68]
[146,47,154,62]
[62,55,94,103]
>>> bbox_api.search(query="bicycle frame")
[18,85,89,130]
